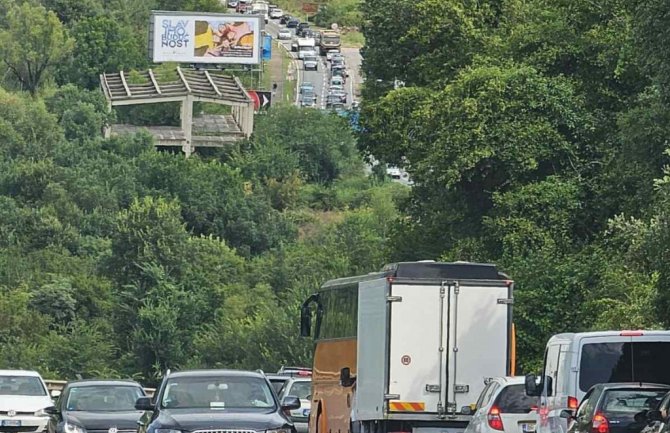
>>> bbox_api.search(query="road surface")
[265,19,357,109]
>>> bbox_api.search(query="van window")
[579,342,670,392]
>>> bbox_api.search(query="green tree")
[60,16,146,88]
[0,2,74,94]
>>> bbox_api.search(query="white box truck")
[300,261,515,433]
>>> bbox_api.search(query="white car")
[270,8,283,18]
[464,376,538,433]
[279,378,311,433]
[278,28,292,40]
[326,49,340,61]
[0,370,54,432]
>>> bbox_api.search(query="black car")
[286,18,299,28]
[564,383,670,433]
[135,370,301,433]
[279,15,290,24]
[296,22,310,35]
[46,380,146,433]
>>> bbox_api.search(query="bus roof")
[321,261,508,289]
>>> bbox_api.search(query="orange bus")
[300,262,515,433]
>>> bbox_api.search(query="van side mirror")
[525,374,541,397]
[461,405,474,415]
[340,367,355,387]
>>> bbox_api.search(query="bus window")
[318,284,358,340]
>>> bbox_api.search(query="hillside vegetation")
[3,0,670,380]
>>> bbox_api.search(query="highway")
[265,18,357,109]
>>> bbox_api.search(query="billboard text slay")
[150,11,262,65]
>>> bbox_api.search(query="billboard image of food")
[151,12,262,65]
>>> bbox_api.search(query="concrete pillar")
[180,96,193,157]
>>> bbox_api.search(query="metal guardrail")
[45,380,156,398]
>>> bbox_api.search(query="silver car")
[278,378,312,433]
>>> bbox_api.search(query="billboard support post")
[180,95,194,157]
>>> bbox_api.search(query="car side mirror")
[44,406,59,415]
[281,395,301,411]
[648,410,663,422]
[340,367,355,387]
[135,397,155,411]
[560,410,574,419]
[525,374,541,397]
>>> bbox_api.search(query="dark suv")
[135,370,301,433]
[46,379,146,433]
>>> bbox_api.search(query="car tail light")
[568,396,579,410]
[488,406,504,431]
[592,413,609,433]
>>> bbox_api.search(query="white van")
[525,331,670,433]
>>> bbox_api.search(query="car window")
[162,376,276,410]
[476,383,494,409]
[576,389,595,418]
[494,384,538,414]
[579,342,670,392]
[0,376,46,396]
[601,390,667,415]
[288,381,311,399]
[66,386,144,411]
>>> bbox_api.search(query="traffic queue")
[4,262,670,433]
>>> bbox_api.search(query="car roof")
[168,369,265,379]
[596,383,670,391]
[0,370,42,377]
[65,379,143,388]
[489,376,528,386]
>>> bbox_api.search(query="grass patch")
[342,30,365,47]
[281,46,297,105]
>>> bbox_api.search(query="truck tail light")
[592,413,609,433]
[488,406,504,431]
[568,396,579,410]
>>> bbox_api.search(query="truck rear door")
[388,282,447,414]
[447,282,511,412]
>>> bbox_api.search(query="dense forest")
[2,0,670,382]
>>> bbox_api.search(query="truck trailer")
[300,261,515,433]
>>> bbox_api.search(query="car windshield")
[305,56,317,62]
[0,376,46,396]
[579,342,670,391]
[161,376,276,410]
[601,390,666,414]
[493,384,538,414]
[287,381,311,399]
[66,386,143,411]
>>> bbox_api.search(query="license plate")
[2,420,21,427]
[521,423,536,433]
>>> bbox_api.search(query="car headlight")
[64,423,86,433]
[35,409,48,417]
[155,429,182,433]
[267,429,291,433]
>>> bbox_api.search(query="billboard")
[150,11,263,65]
